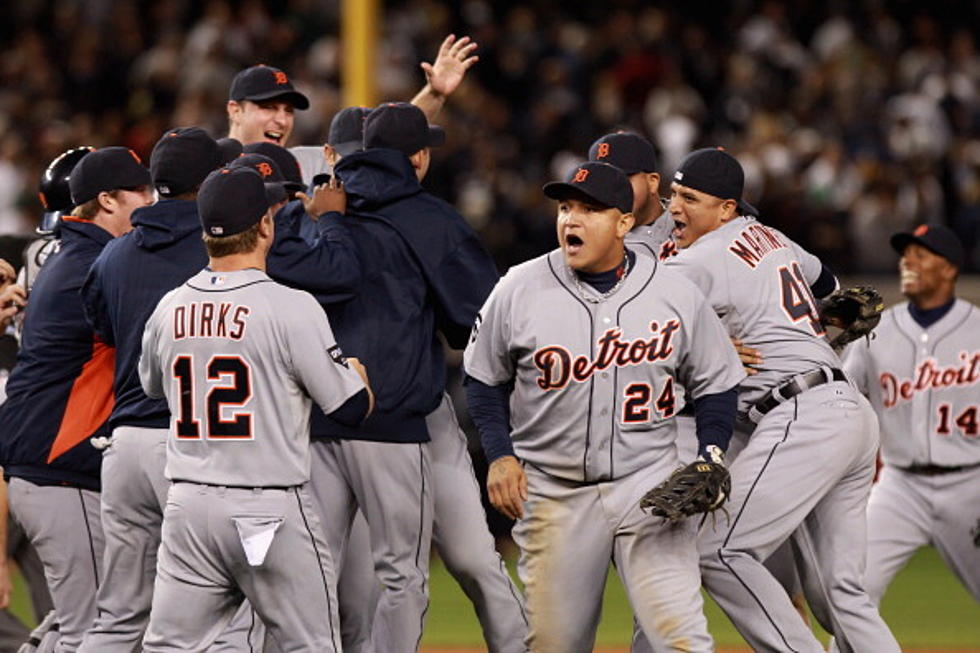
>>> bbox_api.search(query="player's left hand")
[731,338,762,375]
[421,34,479,98]
[487,455,527,520]
[298,175,345,219]
[0,258,15,288]
[0,283,26,329]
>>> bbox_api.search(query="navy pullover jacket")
[0,218,115,490]
[312,148,499,443]
[81,198,361,432]
[82,200,207,430]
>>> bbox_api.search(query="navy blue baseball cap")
[588,132,658,175]
[69,146,152,206]
[198,166,285,237]
[363,102,445,156]
[890,224,965,269]
[229,65,310,110]
[329,106,372,156]
[673,147,758,217]
[151,127,235,198]
[543,161,634,214]
[242,142,305,194]
[228,153,291,200]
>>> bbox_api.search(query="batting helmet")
[37,146,95,236]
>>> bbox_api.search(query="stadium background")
[0,0,977,650]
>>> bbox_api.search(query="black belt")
[748,367,848,423]
[174,481,299,491]
[900,462,980,476]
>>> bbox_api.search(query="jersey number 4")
[623,378,675,423]
[172,355,253,439]
[779,263,825,335]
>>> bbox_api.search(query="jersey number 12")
[172,355,253,439]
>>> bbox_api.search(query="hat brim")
[542,182,626,213]
[330,139,363,157]
[238,89,310,111]
[283,181,306,195]
[738,199,759,217]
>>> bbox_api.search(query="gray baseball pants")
[143,483,340,652]
[78,426,263,652]
[7,477,103,653]
[698,382,899,653]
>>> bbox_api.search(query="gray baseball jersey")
[841,300,980,605]
[625,208,675,262]
[666,216,900,653]
[665,216,837,408]
[842,300,980,467]
[290,145,329,186]
[464,249,744,483]
[139,267,365,486]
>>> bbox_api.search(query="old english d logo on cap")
[573,168,589,183]
[914,224,929,237]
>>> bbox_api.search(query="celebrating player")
[842,225,980,603]
[0,147,154,652]
[139,165,372,651]
[77,128,255,652]
[663,147,900,652]
[464,161,745,651]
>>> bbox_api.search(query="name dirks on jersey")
[534,319,680,390]
[172,302,250,341]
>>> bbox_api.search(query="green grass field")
[5,545,975,650]
[422,546,980,651]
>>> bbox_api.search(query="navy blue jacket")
[81,198,361,432]
[312,149,498,443]
[82,200,207,430]
[0,219,115,490]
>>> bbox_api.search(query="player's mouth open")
[900,269,918,285]
[264,131,284,144]
[565,234,584,254]
[672,220,687,239]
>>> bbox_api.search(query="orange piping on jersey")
[47,339,116,463]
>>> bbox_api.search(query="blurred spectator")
[0,0,975,273]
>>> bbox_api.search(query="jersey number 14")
[172,355,253,439]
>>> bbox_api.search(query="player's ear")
[646,172,660,194]
[323,143,339,166]
[719,198,738,223]
[226,100,242,125]
[618,210,635,236]
[96,190,116,214]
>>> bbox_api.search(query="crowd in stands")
[0,0,977,272]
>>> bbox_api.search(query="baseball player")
[0,146,154,652]
[305,103,528,653]
[290,34,479,186]
[77,128,258,653]
[307,101,501,653]
[663,147,899,652]
[464,161,745,652]
[842,224,980,604]
[139,165,372,652]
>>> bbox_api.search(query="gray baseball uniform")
[666,216,899,653]
[289,146,329,186]
[464,249,744,652]
[842,300,980,602]
[138,268,365,652]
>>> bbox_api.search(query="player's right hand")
[298,175,345,219]
[0,258,15,288]
[0,283,26,329]
[487,455,527,520]
[731,338,762,375]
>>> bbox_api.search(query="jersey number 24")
[172,355,252,439]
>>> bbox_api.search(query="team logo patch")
[328,344,350,368]
[674,171,684,180]
[209,275,226,286]
[469,312,483,344]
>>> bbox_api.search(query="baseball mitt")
[640,457,731,524]
[819,285,885,351]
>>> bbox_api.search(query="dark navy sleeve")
[80,253,114,346]
[267,210,362,304]
[693,386,738,458]
[810,263,838,299]
[327,388,371,427]
[432,232,499,349]
[464,374,514,463]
